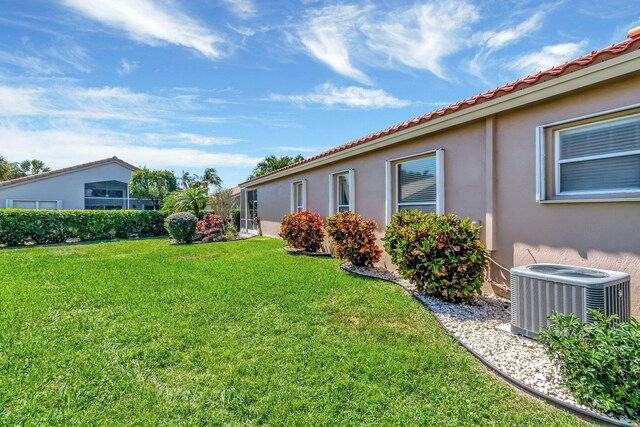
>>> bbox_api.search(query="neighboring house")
[0,157,155,210]
[230,186,241,209]
[239,32,640,316]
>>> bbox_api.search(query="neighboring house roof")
[241,35,640,186]
[230,186,241,197]
[0,157,139,189]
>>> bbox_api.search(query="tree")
[162,186,209,215]
[179,168,223,192]
[209,188,234,222]
[180,171,194,189]
[129,168,177,210]
[3,158,51,180]
[202,167,222,190]
[248,155,304,180]
[0,156,12,181]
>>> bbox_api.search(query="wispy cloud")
[363,2,479,80]
[0,50,61,75]
[60,0,225,59]
[145,133,242,146]
[220,0,257,20]
[299,5,371,84]
[270,83,411,109]
[117,58,139,76]
[0,38,91,75]
[475,11,544,50]
[0,123,260,170]
[508,41,587,74]
[0,85,196,122]
[45,42,92,73]
[296,1,479,83]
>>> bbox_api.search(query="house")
[230,186,241,209]
[239,31,640,317]
[0,157,155,210]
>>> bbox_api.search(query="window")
[385,150,444,223]
[336,173,350,212]
[537,108,640,202]
[290,180,306,213]
[397,156,437,212]
[84,180,128,210]
[329,170,354,214]
[8,200,61,210]
[556,114,640,195]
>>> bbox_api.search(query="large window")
[537,109,640,201]
[386,150,444,223]
[329,170,354,214]
[290,180,306,213]
[555,114,640,195]
[84,180,128,210]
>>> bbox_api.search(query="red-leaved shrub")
[196,213,225,242]
[325,211,382,267]
[279,211,324,252]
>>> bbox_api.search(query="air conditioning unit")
[510,264,631,338]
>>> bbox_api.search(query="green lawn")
[0,237,584,426]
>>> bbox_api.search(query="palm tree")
[17,159,51,176]
[180,171,194,189]
[9,159,51,179]
[163,186,209,215]
[248,155,304,180]
[202,167,222,190]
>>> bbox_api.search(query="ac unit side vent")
[605,280,631,322]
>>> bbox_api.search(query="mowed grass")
[0,237,583,426]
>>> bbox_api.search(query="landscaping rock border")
[340,261,634,426]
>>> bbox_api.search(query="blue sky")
[0,0,638,187]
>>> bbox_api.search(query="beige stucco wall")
[245,72,640,316]
[0,162,136,210]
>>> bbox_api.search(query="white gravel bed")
[340,262,591,410]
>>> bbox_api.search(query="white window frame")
[290,180,307,213]
[385,149,444,224]
[536,103,640,203]
[328,169,355,215]
[6,199,62,210]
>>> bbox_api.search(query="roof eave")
[240,48,640,188]
[0,158,139,190]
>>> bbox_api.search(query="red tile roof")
[0,157,139,188]
[242,36,640,185]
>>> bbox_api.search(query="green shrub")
[0,209,166,246]
[382,211,489,304]
[325,211,382,267]
[224,223,237,237]
[165,212,197,243]
[279,211,324,252]
[540,311,640,420]
[232,208,241,232]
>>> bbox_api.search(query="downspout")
[485,116,496,251]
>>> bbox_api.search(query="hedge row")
[0,209,167,246]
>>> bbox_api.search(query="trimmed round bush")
[382,211,489,304]
[165,212,197,243]
[279,211,324,252]
[325,211,382,267]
